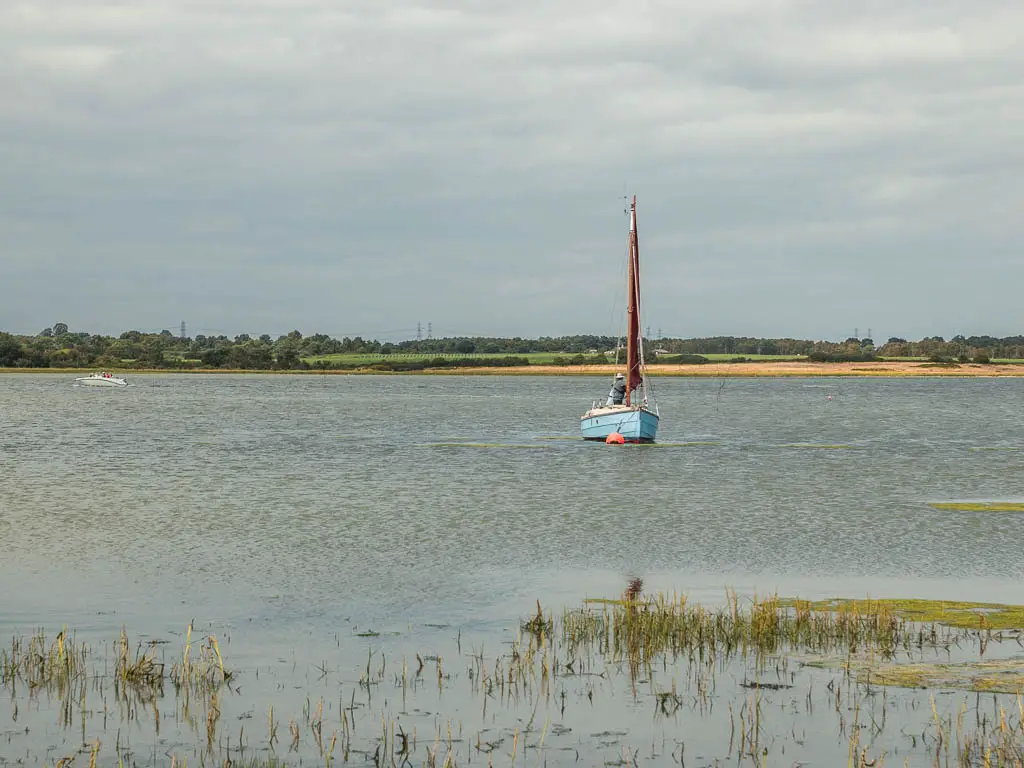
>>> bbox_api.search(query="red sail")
[625,197,642,403]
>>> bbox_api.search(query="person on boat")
[606,373,627,406]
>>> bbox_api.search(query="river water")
[2,373,1023,765]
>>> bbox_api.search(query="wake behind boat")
[580,195,660,443]
[74,372,129,387]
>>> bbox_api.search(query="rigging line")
[603,195,631,337]
[615,245,627,367]
[603,234,629,344]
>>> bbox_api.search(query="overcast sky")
[2,0,1022,342]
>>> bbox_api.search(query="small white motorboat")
[74,372,129,387]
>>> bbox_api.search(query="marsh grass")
[566,591,927,668]
[521,600,554,640]
[4,622,238,766]
[550,589,1024,765]
[115,626,164,688]
[9,592,1024,767]
[169,621,231,694]
[1,626,87,697]
[3,622,231,704]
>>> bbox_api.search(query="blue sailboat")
[580,195,660,443]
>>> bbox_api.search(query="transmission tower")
[180,320,186,340]
[416,322,422,340]
[427,322,432,340]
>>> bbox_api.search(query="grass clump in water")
[521,600,553,640]
[113,626,167,707]
[568,589,918,666]
[116,626,164,687]
[169,621,231,693]
[1,626,87,694]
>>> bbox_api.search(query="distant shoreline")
[4,361,1024,377]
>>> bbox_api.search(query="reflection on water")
[2,373,1024,764]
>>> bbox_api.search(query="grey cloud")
[1,0,1022,340]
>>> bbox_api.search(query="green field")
[877,356,1024,364]
[301,352,808,366]
[302,351,607,365]
[691,353,805,361]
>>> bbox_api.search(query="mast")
[624,196,642,405]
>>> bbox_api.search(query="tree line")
[2,325,1023,369]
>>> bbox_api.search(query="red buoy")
[606,432,625,444]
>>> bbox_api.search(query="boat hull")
[74,376,128,387]
[580,406,659,443]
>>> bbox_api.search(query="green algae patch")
[928,502,1024,512]
[795,655,1024,693]
[860,660,1024,694]
[969,446,1021,452]
[778,443,853,449]
[424,442,549,449]
[645,441,720,447]
[782,597,1024,630]
[618,441,720,448]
